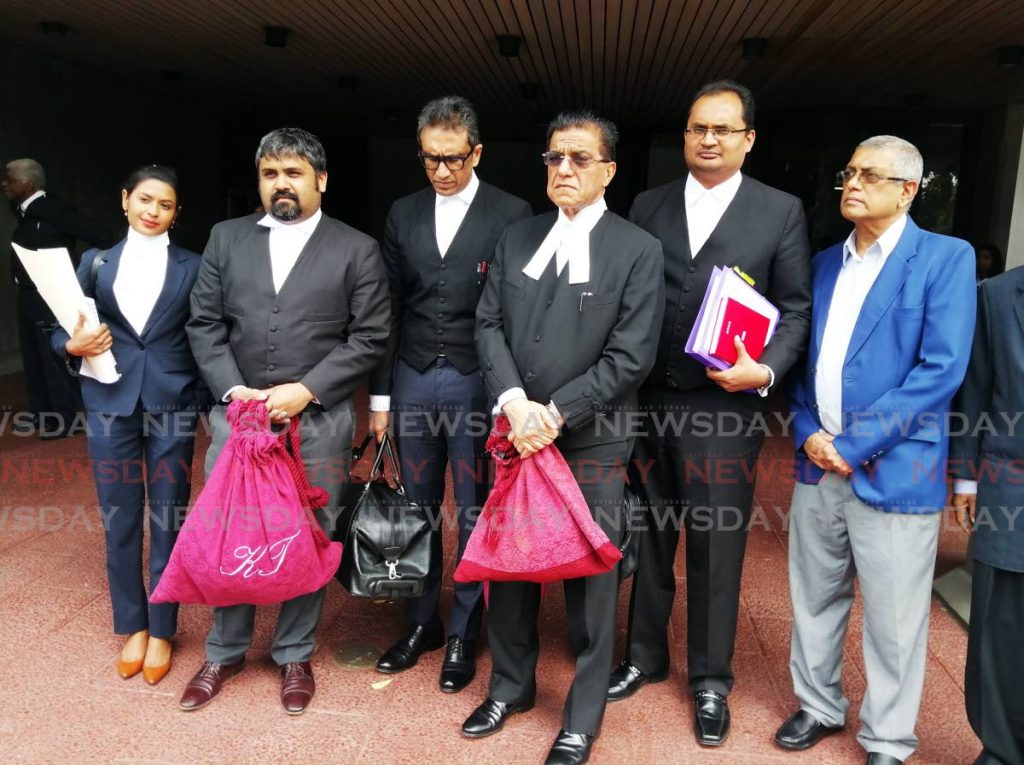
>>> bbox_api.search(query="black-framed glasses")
[684,125,749,140]
[835,169,911,186]
[418,147,475,171]
[540,151,612,170]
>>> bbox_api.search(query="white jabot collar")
[125,226,170,249]
[521,197,607,284]
[257,206,322,233]
[435,171,479,209]
[684,171,742,208]
[842,214,907,264]
[20,190,46,212]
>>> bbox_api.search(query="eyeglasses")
[684,125,749,140]
[836,169,910,186]
[540,151,612,170]
[418,148,475,171]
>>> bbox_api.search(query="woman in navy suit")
[54,165,201,685]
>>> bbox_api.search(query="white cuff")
[494,387,527,415]
[756,364,775,398]
[369,395,391,412]
[222,384,244,402]
[953,479,978,495]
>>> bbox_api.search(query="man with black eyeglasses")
[608,80,812,748]
[368,96,530,693]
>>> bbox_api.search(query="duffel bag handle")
[365,432,410,495]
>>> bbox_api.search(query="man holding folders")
[777,136,975,765]
[467,111,663,765]
[368,96,531,693]
[608,80,812,747]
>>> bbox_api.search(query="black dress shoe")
[376,624,444,674]
[694,690,730,746]
[544,730,594,765]
[439,636,475,693]
[461,697,535,738]
[866,754,903,764]
[774,709,843,751]
[606,660,669,702]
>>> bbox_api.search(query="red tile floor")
[0,376,977,764]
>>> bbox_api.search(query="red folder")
[711,297,772,365]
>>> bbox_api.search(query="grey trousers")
[203,401,353,666]
[788,472,941,762]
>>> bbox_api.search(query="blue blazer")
[789,216,976,513]
[52,239,202,417]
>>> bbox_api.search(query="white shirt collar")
[521,197,607,284]
[435,171,479,208]
[20,190,46,212]
[124,226,170,250]
[842,214,907,264]
[685,171,742,208]
[257,206,322,233]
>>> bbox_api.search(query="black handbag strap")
[366,432,408,494]
[84,249,107,299]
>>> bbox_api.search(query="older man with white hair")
[774,136,976,765]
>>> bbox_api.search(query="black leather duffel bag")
[335,433,435,601]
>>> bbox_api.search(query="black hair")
[545,110,620,161]
[121,164,180,200]
[976,242,1005,279]
[690,80,756,129]
[417,96,481,147]
[255,127,327,174]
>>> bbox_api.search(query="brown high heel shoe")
[142,637,173,686]
[118,630,149,679]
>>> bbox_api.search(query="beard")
[270,194,301,221]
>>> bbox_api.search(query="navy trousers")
[87,405,197,639]
[391,358,487,641]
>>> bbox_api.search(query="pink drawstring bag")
[151,400,342,607]
[454,416,621,585]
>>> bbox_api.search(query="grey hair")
[856,135,923,183]
[254,127,327,173]
[6,158,46,188]
[417,96,481,147]
[546,110,620,161]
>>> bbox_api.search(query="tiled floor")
[0,376,977,764]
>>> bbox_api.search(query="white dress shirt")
[113,227,169,336]
[258,207,322,293]
[20,189,46,213]
[815,215,908,436]
[685,171,742,257]
[497,197,609,413]
[520,196,607,284]
[435,171,478,257]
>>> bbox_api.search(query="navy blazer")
[52,239,202,417]
[950,267,1024,571]
[789,217,976,513]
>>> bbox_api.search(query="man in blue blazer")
[950,266,1024,765]
[774,136,976,765]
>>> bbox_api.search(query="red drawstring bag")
[454,416,621,585]
[151,400,342,607]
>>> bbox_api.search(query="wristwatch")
[755,364,775,398]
